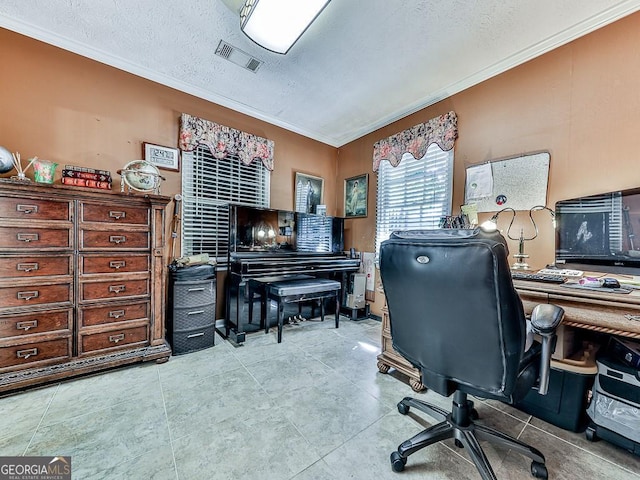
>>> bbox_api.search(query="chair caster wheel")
[531,461,548,479]
[470,408,479,420]
[397,401,410,415]
[390,451,407,472]
[585,425,598,442]
[454,439,464,448]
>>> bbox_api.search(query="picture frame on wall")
[143,143,180,172]
[344,173,368,218]
[294,172,324,214]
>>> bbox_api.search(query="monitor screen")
[556,211,609,257]
[555,188,640,273]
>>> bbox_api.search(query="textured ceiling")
[1,0,640,147]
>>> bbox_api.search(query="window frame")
[180,145,270,265]
[375,144,454,256]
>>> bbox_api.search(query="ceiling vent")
[215,40,263,73]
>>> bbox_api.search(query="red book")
[61,177,112,190]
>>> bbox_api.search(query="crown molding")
[333,1,640,147]
[2,1,640,148]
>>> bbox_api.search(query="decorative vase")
[33,159,58,184]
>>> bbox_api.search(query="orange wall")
[338,12,640,316]
[0,28,339,215]
[0,28,338,319]
[3,13,640,319]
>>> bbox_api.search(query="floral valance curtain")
[372,111,458,171]
[179,113,275,171]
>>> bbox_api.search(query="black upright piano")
[224,205,360,343]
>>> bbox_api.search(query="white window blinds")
[181,145,270,261]
[375,144,454,254]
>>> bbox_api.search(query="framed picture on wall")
[294,172,324,214]
[344,173,368,218]
[143,143,180,171]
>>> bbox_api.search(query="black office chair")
[379,228,564,480]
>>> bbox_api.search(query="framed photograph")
[143,143,180,171]
[344,173,368,218]
[294,172,324,214]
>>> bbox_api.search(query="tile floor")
[1,317,639,479]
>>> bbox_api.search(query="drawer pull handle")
[187,332,205,339]
[17,290,39,301]
[17,262,39,272]
[187,287,205,292]
[109,260,126,269]
[624,314,640,321]
[109,310,126,319]
[17,233,39,243]
[187,310,205,316]
[109,333,125,343]
[16,320,38,331]
[17,204,39,214]
[17,348,38,359]
[109,235,126,244]
[109,211,126,220]
[109,285,126,294]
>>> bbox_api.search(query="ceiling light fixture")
[240,0,331,54]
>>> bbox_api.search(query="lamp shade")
[240,0,331,54]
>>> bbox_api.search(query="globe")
[120,160,161,192]
[0,146,14,174]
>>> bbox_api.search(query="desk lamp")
[480,205,555,270]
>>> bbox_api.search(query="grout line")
[233,330,390,464]
[522,421,640,476]
[23,383,60,456]
[516,414,532,440]
[157,366,180,480]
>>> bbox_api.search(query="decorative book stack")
[61,166,112,190]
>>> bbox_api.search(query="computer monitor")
[555,187,640,274]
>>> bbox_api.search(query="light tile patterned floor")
[1,317,639,479]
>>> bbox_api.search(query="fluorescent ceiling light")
[240,0,331,54]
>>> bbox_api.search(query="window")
[375,143,454,254]
[181,145,270,262]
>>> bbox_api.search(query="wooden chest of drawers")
[0,180,170,393]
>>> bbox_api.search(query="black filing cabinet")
[168,265,216,355]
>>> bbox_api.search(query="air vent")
[217,42,234,59]
[246,58,261,72]
[215,40,263,73]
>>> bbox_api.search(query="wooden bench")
[264,277,342,343]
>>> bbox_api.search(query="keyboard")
[511,271,567,284]
[537,268,583,278]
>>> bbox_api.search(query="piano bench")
[247,275,313,328]
[264,278,342,343]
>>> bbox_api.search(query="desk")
[514,279,640,340]
[377,278,640,392]
[377,306,425,392]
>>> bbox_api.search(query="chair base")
[391,392,548,480]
